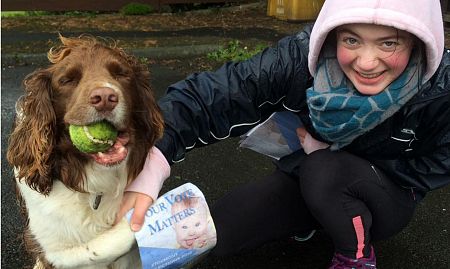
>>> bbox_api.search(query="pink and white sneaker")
[328,246,376,269]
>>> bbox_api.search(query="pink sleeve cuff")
[125,146,171,200]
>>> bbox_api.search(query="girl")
[119,0,449,267]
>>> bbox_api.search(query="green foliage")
[207,40,266,62]
[139,57,150,65]
[1,11,50,17]
[1,11,100,17]
[120,3,153,15]
[53,11,100,16]
[1,11,26,17]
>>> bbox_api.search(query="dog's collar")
[91,192,103,210]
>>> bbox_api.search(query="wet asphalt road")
[1,61,449,269]
[1,27,286,45]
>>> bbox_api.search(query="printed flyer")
[127,183,217,269]
[239,111,303,160]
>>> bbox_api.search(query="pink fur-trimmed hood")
[308,0,445,82]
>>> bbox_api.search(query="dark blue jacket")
[156,25,450,197]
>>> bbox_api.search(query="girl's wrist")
[125,146,171,200]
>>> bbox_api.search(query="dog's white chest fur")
[17,162,141,269]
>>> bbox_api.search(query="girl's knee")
[299,149,343,187]
[298,150,360,208]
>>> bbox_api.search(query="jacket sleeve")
[156,26,313,164]
[373,132,450,195]
[372,65,450,194]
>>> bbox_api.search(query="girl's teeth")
[359,72,382,78]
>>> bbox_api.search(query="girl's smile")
[354,70,386,85]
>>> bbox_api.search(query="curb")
[1,44,222,65]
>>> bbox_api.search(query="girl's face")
[336,23,414,95]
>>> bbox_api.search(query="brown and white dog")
[7,35,164,269]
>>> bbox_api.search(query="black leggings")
[210,150,417,259]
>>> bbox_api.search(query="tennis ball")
[69,121,118,153]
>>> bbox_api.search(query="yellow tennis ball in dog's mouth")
[69,121,118,153]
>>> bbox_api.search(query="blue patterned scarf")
[306,45,424,150]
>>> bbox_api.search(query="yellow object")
[267,0,325,21]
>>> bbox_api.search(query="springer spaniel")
[7,35,164,269]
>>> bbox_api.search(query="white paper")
[127,183,217,269]
[239,111,303,160]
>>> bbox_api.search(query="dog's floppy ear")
[127,65,164,182]
[7,69,56,195]
[136,68,164,145]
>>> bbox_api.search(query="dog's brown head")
[7,35,164,195]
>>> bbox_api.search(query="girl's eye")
[195,222,201,227]
[344,37,358,45]
[182,225,188,229]
[382,41,398,48]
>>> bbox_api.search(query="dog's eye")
[58,77,78,86]
[58,68,81,87]
[114,72,130,80]
[108,62,131,80]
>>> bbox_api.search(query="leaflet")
[239,111,303,160]
[127,183,217,269]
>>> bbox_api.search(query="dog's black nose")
[89,87,118,112]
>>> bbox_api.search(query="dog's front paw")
[86,219,136,264]
[46,248,92,268]
[45,219,136,268]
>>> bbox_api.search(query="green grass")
[1,10,102,17]
[207,40,266,62]
[120,3,154,15]
[1,11,26,17]
[1,11,49,17]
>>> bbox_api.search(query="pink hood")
[308,0,445,82]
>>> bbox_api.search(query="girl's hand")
[116,191,153,232]
[296,127,329,154]
[115,146,170,232]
